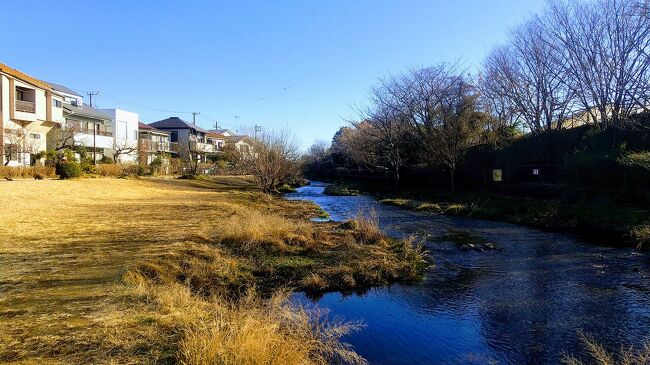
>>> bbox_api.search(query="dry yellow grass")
[562,333,650,365]
[0,176,424,364]
[0,177,422,365]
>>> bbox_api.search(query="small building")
[0,62,65,166]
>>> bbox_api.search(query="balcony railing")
[139,139,179,154]
[15,100,35,113]
[79,128,113,137]
[191,141,218,153]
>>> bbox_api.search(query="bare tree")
[3,126,41,166]
[545,0,650,129]
[482,17,574,134]
[112,138,137,163]
[426,79,484,191]
[351,88,418,185]
[239,130,300,193]
[53,120,83,151]
[476,70,519,145]
[369,64,483,191]
[308,140,330,162]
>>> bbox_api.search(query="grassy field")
[0,176,425,364]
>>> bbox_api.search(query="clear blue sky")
[2,0,544,149]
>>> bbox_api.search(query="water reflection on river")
[287,181,650,364]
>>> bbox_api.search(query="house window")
[53,99,62,108]
[170,131,178,142]
[30,133,41,139]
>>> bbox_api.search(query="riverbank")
[0,176,425,364]
[380,191,649,248]
[314,180,649,248]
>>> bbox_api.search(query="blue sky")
[2,0,544,149]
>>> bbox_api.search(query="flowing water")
[287,181,650,364]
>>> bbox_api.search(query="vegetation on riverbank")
[323,184,360,196]
[562,333,650,365]
[381,192,649,248]
[0,176,426,364]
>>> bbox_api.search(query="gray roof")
[149,117,210,133]
[42,81,83,97]
[63,104,112,121]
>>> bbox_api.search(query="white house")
[0,62,65,166]
[100,108,140,163]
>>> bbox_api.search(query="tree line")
[305,0,650,191]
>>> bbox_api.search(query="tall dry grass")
[217,209,314,253]
[562,333,650,365]
[0,165,55,178]
[94,163,129,177]
[122,270,366,365]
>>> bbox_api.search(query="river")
[286,181,650,364]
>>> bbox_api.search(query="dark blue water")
[287,182,650,364]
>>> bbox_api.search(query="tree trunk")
[450,167,456,192]
[393,165,400,190]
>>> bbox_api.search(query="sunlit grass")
[0,176,424,363]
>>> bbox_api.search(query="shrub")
[149,157,164,175]
[80,162,97,174]
[631,224,650,249]
[99,155,114,164]
[55,161,82,179]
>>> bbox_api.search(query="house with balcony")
[138,122,178,164]
[46,82,114,162]
[0,62,65,166]
[149,117,220,162]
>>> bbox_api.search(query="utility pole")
[213,121,219,131]
[191,112,200,125]
[254,124,262,139]
[87,91,99,108]
[93,122,97,165]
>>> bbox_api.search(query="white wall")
[1,74,64,166]
[100,108,140,163]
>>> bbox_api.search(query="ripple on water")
[288,181,650,364]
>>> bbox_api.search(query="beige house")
[0,62,65,166]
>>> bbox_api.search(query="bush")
[149,157,164,175]
[80,162,97,174]
[56,161,82,179]
[98,156,114,164]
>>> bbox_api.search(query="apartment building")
[0,63,65,166]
